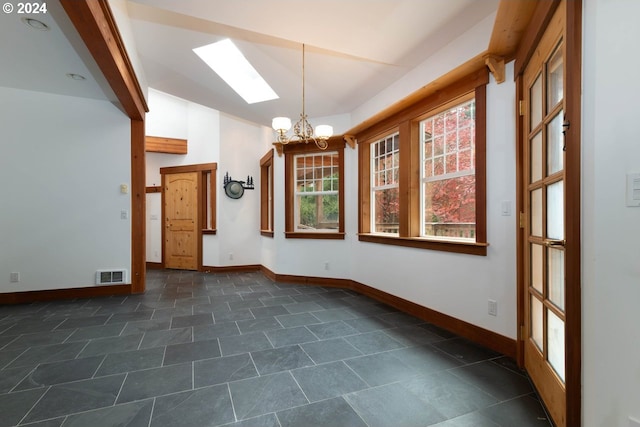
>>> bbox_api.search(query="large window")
[284,141,345,239]
[358,70,487,255]
[295,152,339,231]
[371,133,400,234]
[421,97,476,240]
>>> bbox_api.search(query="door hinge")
[518,100,525,116]
[519,212,525,228]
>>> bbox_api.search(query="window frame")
[284,139,345,239]
[357,70,488,255]
[260,149,274,237]
[370,132,401,235]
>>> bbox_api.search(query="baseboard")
[201,264,261,273]
[259,268,516,359]
[0,284,132,304]
[146,262,164,269]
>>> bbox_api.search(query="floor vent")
[96,269,127,285]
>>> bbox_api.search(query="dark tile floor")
[0,270,552,427]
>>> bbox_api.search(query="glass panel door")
[522,5,567,426]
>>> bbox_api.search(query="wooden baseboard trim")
[259,268,516,358]
[0,284,132,305]
[350,280,516,358]
[200,265,261,273]
[146,262,164,269]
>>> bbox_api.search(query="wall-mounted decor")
[223,172,254,199]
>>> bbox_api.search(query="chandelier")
[272,44,333,150]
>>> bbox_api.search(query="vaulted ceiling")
[1,0,538,130]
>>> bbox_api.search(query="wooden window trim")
[357,70,488,256]
[284,139,345,240]
[260,149,274,237]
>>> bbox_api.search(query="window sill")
[358,233,488,256]
[285,232,346,240]
[261,230,274,238]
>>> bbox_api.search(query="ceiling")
[0,0,501,129]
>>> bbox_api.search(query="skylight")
[193,39,278,104]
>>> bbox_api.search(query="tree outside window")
[421,99,476,240]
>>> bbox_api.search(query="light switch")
[627,173,640,207]
[501,201,512,216]
[120,184,129,194]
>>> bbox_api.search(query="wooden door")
[164,172,199,270]
[522,4,570,426]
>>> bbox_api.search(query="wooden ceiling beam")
[60,0,148,120]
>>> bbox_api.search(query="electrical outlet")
[324,262,330,270]
[120,210,129,220]
[229,253,234,260]
[10,272,20,283]
[488,299,497,316]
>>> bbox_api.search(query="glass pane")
[531,189,543,237]
[373,188,399,234]
[530,74,543,129]
[423,175,475,240]
[531,244,543,292]
[548,309,566,382]
[547,44,564,110]
[548,247,565,311]
[547,181,564,240]
[547,112,564,175]
[530,132,543,183]
[531,296,543,351]
[297,195,317,230]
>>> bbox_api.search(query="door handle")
[544,239,565,247]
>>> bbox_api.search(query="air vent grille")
[96,269,127,285]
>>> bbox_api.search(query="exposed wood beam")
[60,0,148,120]
[145,136,188,154]
[489,0,539,60]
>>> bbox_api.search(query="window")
[284,141,345,239]
[357,70,487,255]
[371,133,400,234]
[421,97,476,240]
[260,149,274,237]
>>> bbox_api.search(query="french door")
[522,3,574,426]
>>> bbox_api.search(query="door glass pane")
[547,181,564,239]
[547,112,564,175]
[530,75,543,129]
[548,309,566,382]
[547,44,564,110]
[531,132,543,183]
[531,244,543,292]
[548,248,565,310]
[531,297,544,351]
[531,189,543,237]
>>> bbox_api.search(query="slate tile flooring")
[0,270,552,426]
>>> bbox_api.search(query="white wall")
[582,1,640,425]
[0,87,131,291]
[145,89,268,268]
[350,64,517,339]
